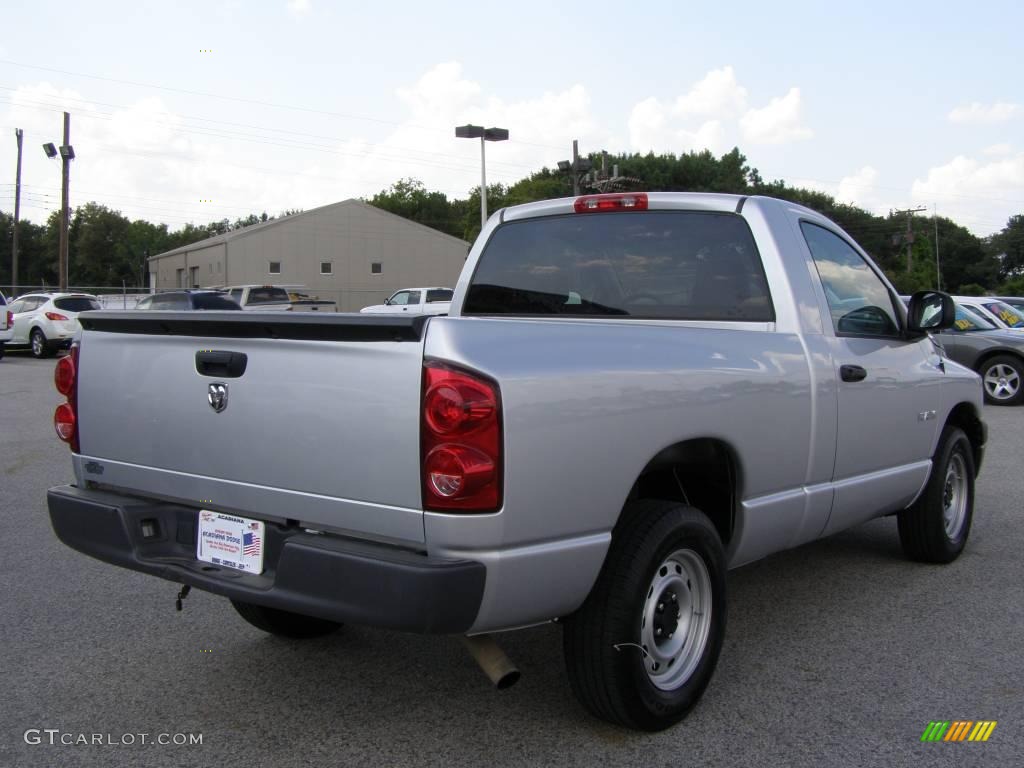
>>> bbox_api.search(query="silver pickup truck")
[47,192,985,731]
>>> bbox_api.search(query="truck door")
[801,222,945,535]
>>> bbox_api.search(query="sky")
[0,0,1022,237]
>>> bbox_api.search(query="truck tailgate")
[74,311,428,544]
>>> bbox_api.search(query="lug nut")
[655,628,662,636]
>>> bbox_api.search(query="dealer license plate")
[196,511,265,575]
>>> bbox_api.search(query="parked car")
[360,287,453,315]
[932,305,1024,405]
[48,193,986,732]
[0,290,12,360]
[5,292,101,358]
[222,285,293,311]
[134,291,242,311]
[954,296,1024,330]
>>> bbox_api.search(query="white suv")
[5,292,101,358]
[0,291,12,360]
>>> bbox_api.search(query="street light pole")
[59,112,71,291]
[43,112,75,291]
[455,124,509,229]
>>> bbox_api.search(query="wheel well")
[945,402,985,473]
[627,438,738,546]
[973,349,1023,373]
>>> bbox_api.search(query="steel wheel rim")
[983,363,1020,400]
[639,548,712,691]
[31,333,43,356]
[943,452,968,538]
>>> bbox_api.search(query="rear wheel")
[563,500,726,731]
[898,426,975,563]
[230,600,342,639]
[30,328,50,359]
[0,341,5,360]
[979,355,1023,405]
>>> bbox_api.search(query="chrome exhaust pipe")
[461,634,520,690]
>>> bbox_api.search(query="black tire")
[30,328,50,359]
[230,599,342,639]
[978,355,1023,405]
[563,500,727,731]
[898,426,975,564]
[0,341,5,360]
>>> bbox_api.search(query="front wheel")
[30,328,50,359]
[898,426,975,563]
[563,500,727,731]
[230,600,342,639]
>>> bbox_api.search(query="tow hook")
[461,634,520,690]
[175,585,192,611]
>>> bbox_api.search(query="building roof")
[148,198,469,262]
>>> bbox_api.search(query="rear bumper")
[47,485,485,634]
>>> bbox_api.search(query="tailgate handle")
[195,350,247,378]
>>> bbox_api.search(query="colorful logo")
[920,721,997,742]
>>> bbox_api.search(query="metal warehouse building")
[147,199,470,311]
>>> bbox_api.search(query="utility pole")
[894,206,928,272]
[571,140,581,196]
[59,112,71,291]
[933,205,941,291]
[12,128,23,296]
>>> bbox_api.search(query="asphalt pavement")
[1,351,1021,768]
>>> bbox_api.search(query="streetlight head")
[557,160,571,172]
[455,124,484,139]
[483,127,509,142]
[43,142,58,158]
[59,144,75,160]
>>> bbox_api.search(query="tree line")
[1,147,1021,295]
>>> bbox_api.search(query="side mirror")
[907,290,955,334]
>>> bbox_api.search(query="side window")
[406,290,422,305]
[230,289,244,304]
[8,300,24,314]
[135,297,153,310]
[389,291,410,306]
[801,222,900,337]
[426,289,453,303]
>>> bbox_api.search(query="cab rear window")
[463,211,773,321]
[247,288,290,305]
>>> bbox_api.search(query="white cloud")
[739,87,813,144]
[673,66,748,118]
[912,152,1024,234]
[836,166,880,207]
[947,101,1020,124]
[983,143,1014,156]
[286,0,311,16]
[627,98,727,154]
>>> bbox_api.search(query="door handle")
[195,350,248,378]
[839,364,867,383]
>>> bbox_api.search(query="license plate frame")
[196,510,265,575]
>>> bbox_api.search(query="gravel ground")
[1,351,1021,768]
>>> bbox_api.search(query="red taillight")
[5,310,11,328]
[54,354,75,396]
[573,192,648,213]
[45,311,69,321]
[421,361,502,512]
[53,343,80,451]
[54,403,76,442]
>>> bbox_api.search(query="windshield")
[952,305,997,332]
[980,300,1024,328]
[464,211,773,321]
